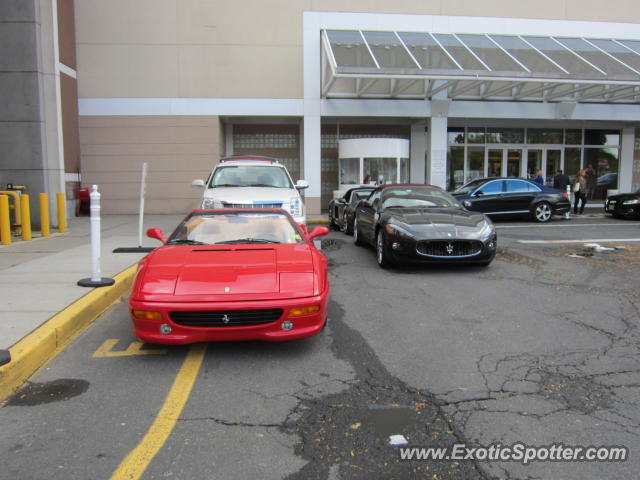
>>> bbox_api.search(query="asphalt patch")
[321,238,346,252]
[5,379,89,406]
[282,300,491,480]
[539,371,613,415]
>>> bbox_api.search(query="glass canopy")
[321,29,640,103]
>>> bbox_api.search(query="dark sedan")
[605,189,640,219]
[353,185,497,268]
[452,178,570,222]
[328,186,375,234]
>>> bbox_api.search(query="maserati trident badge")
[446,242,454,255]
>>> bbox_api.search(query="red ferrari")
[129,209,329,344]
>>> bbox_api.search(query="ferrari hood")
[138,244,315,298]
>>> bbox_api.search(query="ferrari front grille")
[416,240,483,258]
[169,309,283,327]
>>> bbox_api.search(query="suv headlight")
[202,198,220,209]
[289,197,302,217]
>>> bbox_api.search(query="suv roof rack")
[219,155,280,164]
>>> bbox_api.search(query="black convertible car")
[452,178,570,222]
[605,189,640,219]
[328,186,375,234]
[353,185,497,268]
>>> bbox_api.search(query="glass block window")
[233,133,298,149]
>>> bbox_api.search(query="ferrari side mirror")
[147,228,167,243]
[308,226,329,240]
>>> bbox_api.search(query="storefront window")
[447,147,464,191]
[565,130,582,145]
[564,148,581,178]
[339,158,359,185]
[467,128,485,144]
[487,128,525,144]
[466,147,485,182]
[448,128,465,144]
[584,129,620,146]
[364,158,397,184]
[526,128,563,144]
[399,158,410,183]
[584,148,619,198]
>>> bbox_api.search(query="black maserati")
[328,186,376,234]
[605,189,640,219]
[353,185,497,268]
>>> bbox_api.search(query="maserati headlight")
[623,199,640,205]
[289,197,302,217]
[385,223,413,237]
[478,221,496,241]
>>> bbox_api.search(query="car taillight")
[563,192,570,200]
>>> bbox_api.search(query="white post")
[137,162,148,248]
[565,184,572,219]
[78,184,114,287]
[90,185,102,281]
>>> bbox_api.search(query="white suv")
[192,156,309,224]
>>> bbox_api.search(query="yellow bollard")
[0,195,11,245]
[56,192,67,233]
[21,194,31,241]
[39,193,50,237]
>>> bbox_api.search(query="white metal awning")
[321,30,640,103]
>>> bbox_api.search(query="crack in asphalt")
[281,300,493,480]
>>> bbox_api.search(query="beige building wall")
[80,116,222,214]
[75,0,640,99]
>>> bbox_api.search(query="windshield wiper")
[215,238,280,244]
[166,239,209,245]
[212,183,244,187]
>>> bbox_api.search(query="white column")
[303,12,322,214]
[427,116,448,189]
[410,121,426,183]
[619,126,635,193]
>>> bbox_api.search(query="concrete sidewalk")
[0,214,184,351]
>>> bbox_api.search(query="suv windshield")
[167,212,304,245]
[381,187,461,209]
[209,165,293,189]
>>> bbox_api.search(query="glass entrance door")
[507,149,522,177]
[527,149,543,181]
[487,149,502,177]
[545,149,562,185]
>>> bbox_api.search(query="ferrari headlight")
[622,199,640,205]
[385,223,412,237]
[289,197,302,217]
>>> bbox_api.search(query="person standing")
[553,169,570,191]
[534,169,544,185]
[573,169,588,214]
[584,163,596,199]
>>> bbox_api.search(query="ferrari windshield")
[167,212,304,245]
[381,187,461,209]
[209,165,293,188]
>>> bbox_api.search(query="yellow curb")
[307,218,329,225]
[0,264,138,403]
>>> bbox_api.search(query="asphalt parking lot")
[1,215,639,480]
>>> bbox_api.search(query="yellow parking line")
[108,343,207,480]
